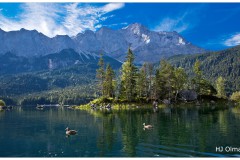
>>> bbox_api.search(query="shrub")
[91,97,113,105]
[230,91,240,103]
[0,100,6,106]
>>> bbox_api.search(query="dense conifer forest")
[0,45,240,105]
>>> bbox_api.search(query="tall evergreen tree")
[193,60,202,77]
[120,48,138,101]
[192,60,217,96]
[156,60,175,100]
[146,63,154,101]
[192,60,203,93]
[104,64,115,98]
[153,68,160,100]
[216,76,226,98]
[96,54,105,96]
[136,63,148,99]
[173,67,188,101]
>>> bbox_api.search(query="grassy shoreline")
[74,96,233,111]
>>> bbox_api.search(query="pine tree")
[173,67,188,101]
[193,60,202,77]
[146,63,154,101]
[153,68,160,100]
[120,48,138,101]
[96,54,105,96]
[136,63,148,99]
[192,60,203,93]
[156,60,175,100]
[192,60,217,96]
[216,76,226,98]
[104,64,115,98]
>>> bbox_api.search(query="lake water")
[0,104,240,157]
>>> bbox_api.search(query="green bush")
[0,100,6,106]
[91,97,114,105]
[230,91,240,103]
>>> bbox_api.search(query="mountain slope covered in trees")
[0,49,122,105]
[167,45,240,95]
[0,48,122,75]
[1,44,239,105]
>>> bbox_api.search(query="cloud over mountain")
[0,3,125,37]
[224,33,240,46]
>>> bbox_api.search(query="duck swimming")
[143,123,153,129]
[65,127,77,135]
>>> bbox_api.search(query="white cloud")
[61,3,124,36]
[0,3,67,37]
[102,3,124,12]
[224,33,240,46]
[154,17,189,33]
[0,3,125,37]
[152,5,206,33]
[153,13,189,33]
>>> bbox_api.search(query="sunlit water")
[0,104,240,157]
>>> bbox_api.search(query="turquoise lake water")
[0,104,240,157]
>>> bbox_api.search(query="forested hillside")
[0,64,98,105]
[167,45,240,95]
[0,49,122,75]
[1,45,239,105]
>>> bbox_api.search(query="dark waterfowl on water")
[65,127,77,135]
[143,123,153,129]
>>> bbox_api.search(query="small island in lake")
[0,3,240,157]
[76,48,240,111]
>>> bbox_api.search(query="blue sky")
[0,3,240,50]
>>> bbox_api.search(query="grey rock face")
[0,23,206,63]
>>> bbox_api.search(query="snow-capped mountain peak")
[0,23,206,63]
[141,34,151,44]
[178,37,186,45]
[125,23,148,35]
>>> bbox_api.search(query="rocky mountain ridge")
[0,23,206,63]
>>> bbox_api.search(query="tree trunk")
[175,90,179,102]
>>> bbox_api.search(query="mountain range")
[0,23,205,63]
[1,22,239,105]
